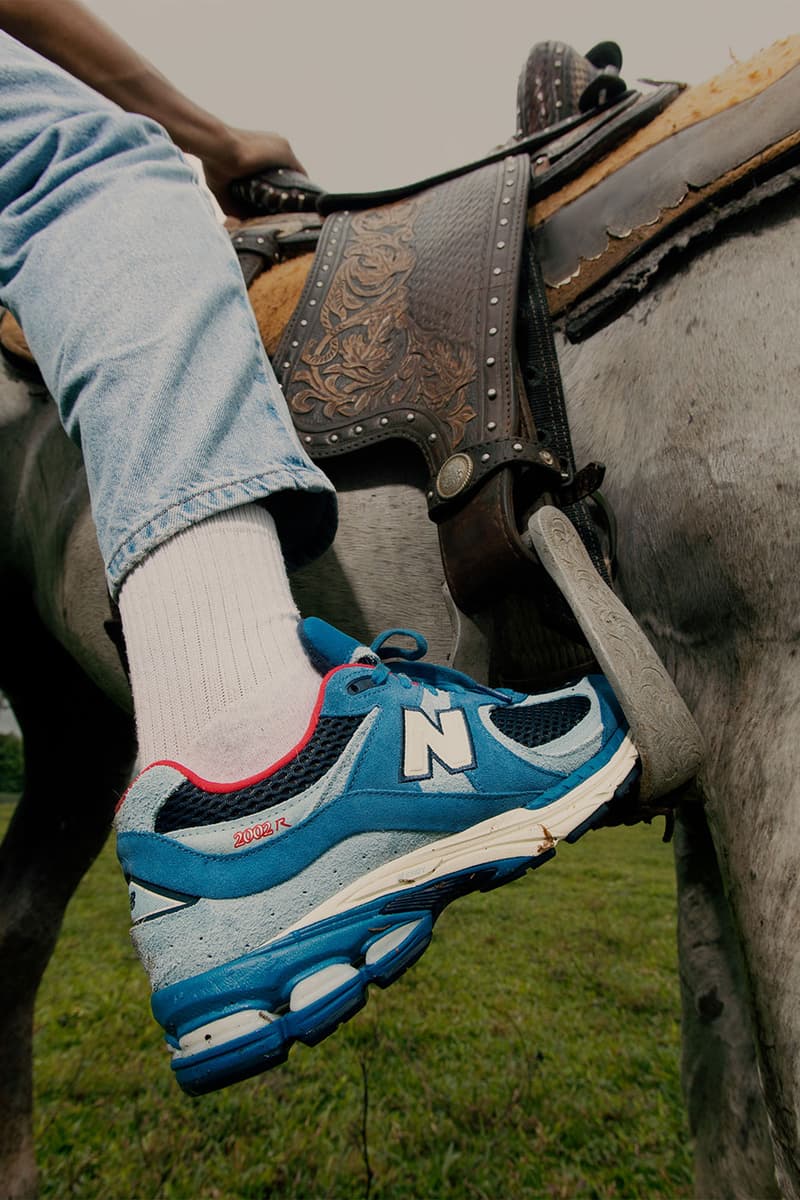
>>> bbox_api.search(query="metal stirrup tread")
[528,506,704,802]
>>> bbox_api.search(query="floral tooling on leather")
[287,199,477,447]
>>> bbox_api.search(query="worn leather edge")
[543,128,800,314]
[536,63,800,295]
[563,160,800,341]
[534,33,800,221]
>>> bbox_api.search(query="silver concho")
[436,452,474,500]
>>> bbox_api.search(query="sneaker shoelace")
[351,628,515,706]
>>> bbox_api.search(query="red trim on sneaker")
[115,664,369,810]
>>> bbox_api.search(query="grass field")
[2,799,694,1199]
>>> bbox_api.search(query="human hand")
[200,127,309,216]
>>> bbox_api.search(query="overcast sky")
[83,0,797,192]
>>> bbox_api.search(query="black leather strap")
[230,216,323,288]
[317,84,680,215]
[517,229,611,584]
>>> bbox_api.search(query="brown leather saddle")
[224,43,683,687]
[227,35,800,687]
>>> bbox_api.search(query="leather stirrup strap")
[438,229,608,623]
[517,229,609,582]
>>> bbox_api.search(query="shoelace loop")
[358,627,513,704]
[370,628,429,663]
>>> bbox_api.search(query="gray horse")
[561,188,800,1198]
[2,81,800,1200]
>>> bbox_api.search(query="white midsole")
[264,735,638,949]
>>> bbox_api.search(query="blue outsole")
[170,882,501,1095]
[159,762,643,1096]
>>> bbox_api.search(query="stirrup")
[527,506,704,800]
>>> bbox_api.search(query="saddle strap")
[317,82,680,215]
[230,214,324,288]
[437,228,609,625]
[517,228,609,582]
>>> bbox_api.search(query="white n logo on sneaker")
[402,707,476,780]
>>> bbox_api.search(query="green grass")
[0,732,23,792]
[2,798,692,1199]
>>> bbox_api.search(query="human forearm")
[0,0,233,157]
[0,0,305,208]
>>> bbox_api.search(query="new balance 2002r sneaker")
[115,617,639,1094]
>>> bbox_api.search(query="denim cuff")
[106,464,337,597]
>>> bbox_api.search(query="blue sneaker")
[115,618,639,1095]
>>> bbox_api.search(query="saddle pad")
[535,36,800,310]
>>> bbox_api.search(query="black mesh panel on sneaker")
[490,696,590,747]
[155,715,365,833]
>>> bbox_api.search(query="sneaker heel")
[364,916,434,987]
[287,966,367,1046]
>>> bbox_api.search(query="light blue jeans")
[0,32,336,595]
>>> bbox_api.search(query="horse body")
[1,156,800,1200]
[561,191,800,1196]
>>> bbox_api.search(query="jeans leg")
[0,32,336,595]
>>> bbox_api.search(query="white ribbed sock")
[118,505,322,781]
